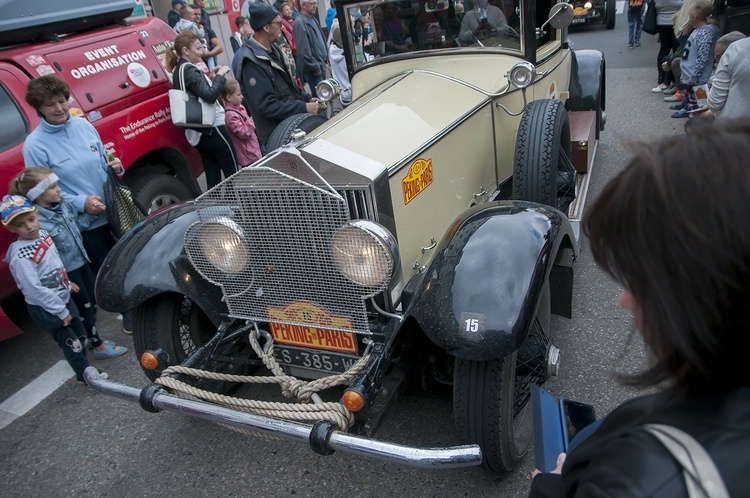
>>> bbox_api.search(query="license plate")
[269,322,357,354]
[274,345,361,374]
[572,17,587,24]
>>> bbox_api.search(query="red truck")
[0,1,203,340]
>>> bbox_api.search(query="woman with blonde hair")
[166,30,237,189]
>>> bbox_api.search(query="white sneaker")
[651,83,668,93]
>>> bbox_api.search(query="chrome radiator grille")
[188,152,372,335]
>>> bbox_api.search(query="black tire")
[133,294,216,381]
[265,113,328,152]
[605,0,616,29]
[453,284,551,474]
[513,99,576,213]
[131,174,193,214]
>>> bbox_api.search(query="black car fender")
[566,49,606,114]
[95,202,226,323]
[403,201,576,361]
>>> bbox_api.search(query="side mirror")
[540,3,574,33]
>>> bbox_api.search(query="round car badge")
[127,62,151,88]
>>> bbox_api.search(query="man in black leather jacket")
[236,2,321,148]
[529,120,750,497]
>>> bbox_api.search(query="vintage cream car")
[89,0,605,474]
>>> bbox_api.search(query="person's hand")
[662,61,671,71]
[70,282,80,293]
[214,65,230,77]
[62,314,72,327]
[84,195,106,215]
[531,453,566,478]
[106,157,123,174]
[305,102,322,114]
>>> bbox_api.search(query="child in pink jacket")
[221,80,262,167]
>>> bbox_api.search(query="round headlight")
[584,1,593,9]
[331,220,397,290]
[185,217,248,276]
[508,61,537,89]
[315,78,341,102]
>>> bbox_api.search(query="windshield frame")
[335,0,534,77]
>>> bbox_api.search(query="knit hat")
[248,2,280,30]
[1,195,36,227]
[172,0,188,6]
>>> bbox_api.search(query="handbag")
[642,0,658,35]
[103,167,146,240]
[168,63,217,129]
[643,424,729,498]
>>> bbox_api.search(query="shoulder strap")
[178,62,194,91]
[643,424,729,498]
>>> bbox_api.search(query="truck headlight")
[316,78,341,102]
[508,61,537,89]
[185,217,248,278]
[331,220,397,290]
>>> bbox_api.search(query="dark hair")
[166,30,199,72]
[25,75,71,110]
[583,119,750,394]
[235,15,248,28]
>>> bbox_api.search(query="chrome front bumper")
[84,367,482,469]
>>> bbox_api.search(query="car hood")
[314,57,513,170]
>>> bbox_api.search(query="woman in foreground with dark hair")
[529,119,750,496]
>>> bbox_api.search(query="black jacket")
[529,387,750,497]
[172,59,226,133]
[236,37,310,145]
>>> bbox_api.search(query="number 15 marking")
[465,318,479,332]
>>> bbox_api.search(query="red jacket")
[223,102,262,167]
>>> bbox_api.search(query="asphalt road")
[0,9,689,498]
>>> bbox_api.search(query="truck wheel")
[453,284,551,474]
[133,294,216,381]
[265,113,328,153]
[605,0,616,29]
[513,99,576,213]
[131,174,192,215]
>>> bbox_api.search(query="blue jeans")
[302,70,325,98]
[28,301,89,381]
[628,5,643,46]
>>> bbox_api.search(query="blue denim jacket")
[35,200,92,272]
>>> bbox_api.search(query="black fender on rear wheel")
[131,174,193,214]
[133,293,217,381]
[265,113,328,152]
[605,0,616,29]
[567,50,606,138]
[513,100,576,213]
[453,284,551,474]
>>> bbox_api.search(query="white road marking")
[617,1,626,14]
[0,360,75,430]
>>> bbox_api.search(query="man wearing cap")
[236,2,323,149]
[168,0,188,28]
[294,0,328,97]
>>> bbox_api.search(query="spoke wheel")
[133,294,216,381]
[453,284,551,474]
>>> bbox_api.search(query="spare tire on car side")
[265,113,328,153]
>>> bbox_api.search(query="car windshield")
[340,0,522,68]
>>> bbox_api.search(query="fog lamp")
[315,78,341,102]
[508,61,537,89]
[185,217,248,276]
[342,389,366,411]
[330,220,397,291]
